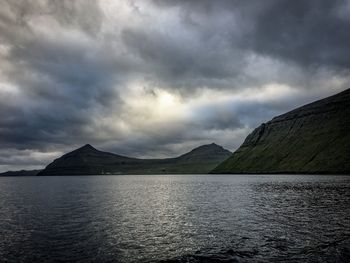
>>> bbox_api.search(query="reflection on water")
[0,174,349,262]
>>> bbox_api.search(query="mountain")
[0,170,41,176]
[38,143,231,175]
[212,88,350,174]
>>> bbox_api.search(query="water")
[0,174,349,263]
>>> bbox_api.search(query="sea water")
[0,174,349,262]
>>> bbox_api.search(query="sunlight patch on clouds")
[243,84,297,102]
[0,44,10,56]
[0,82,20,95]
[120,84,188,127]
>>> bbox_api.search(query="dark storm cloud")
[0,38,118,149]
[250,0,350,69]
[0,0,349,171]
[121,27,244,83]
[154,0,350,70]
[0,0,125,151]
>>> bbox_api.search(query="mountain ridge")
[38,143,232,175]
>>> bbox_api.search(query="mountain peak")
[81,144,95,149]
[74,144,99,153]
[193,143,223,151]
[178,143,231,160]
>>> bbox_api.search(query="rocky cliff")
[212,88,350,174]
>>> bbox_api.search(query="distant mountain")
[212,88,350,174]
[0,170,41,176]
[38,143,231,175]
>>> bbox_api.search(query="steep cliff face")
[212,89,350,174]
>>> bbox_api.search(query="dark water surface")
[0,174,349,262]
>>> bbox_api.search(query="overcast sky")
[0,0,349,172]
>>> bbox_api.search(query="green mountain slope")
[38,143,231,175]
[212,88,350,174]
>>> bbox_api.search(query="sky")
[0,0,349,172]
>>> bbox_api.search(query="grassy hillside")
[212,88,350,174]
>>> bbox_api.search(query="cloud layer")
[0,0,349,171]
